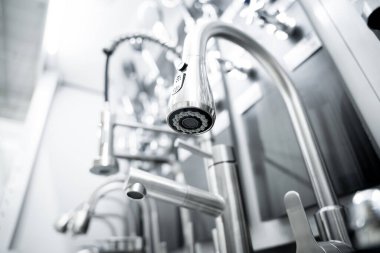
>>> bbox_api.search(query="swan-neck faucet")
[167,20,352,251]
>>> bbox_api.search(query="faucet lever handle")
[284,191,324,253]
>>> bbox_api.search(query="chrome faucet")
[124,142,251,253]
[166,20,352,251]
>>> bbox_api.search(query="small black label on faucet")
[172,73,186,95]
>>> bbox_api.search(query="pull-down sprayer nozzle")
[167,56,216,134]
[90,103,119,175]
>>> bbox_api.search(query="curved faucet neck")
[88,176,126,204]
[183,20,337,208]
[181,20,351,246]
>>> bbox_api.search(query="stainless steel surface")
[209,149,251,253]
[174,139,213,159]
[174,19,352,246]
[125,183,147,200]
[349,189,380,249]
[90,103,119,175]
[125,167,225,216]
[314,205,351,246]
[147,198,162,253]
[139,199,153,253]
[284,191,352,253]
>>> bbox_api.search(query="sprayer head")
[90,104,119,176]
[90,156,118,176]
[167,58,216,135]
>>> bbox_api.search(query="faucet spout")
[125,167,225,217]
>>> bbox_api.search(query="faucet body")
[126,167,225,216]
[171,20,352,249]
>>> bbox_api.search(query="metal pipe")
[146,198,162,253]
[139,199,153,253]
[172,163,195,253]
[208,145,251,253]
[126,167,225,217]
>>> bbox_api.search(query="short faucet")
[124,142,251,253]
[124,166,225,216]
[166,20,352,251]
